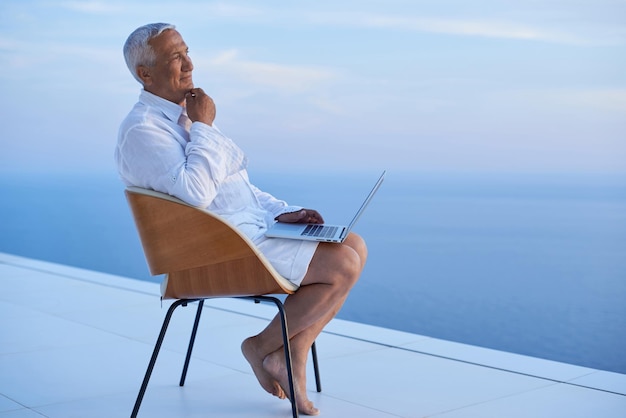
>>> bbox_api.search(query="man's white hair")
[123,23,176,85]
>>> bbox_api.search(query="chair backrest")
[125,187,298,299]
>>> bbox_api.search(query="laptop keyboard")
[301,224,338,238]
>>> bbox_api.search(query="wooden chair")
[125,186,321,418]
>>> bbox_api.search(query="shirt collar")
[139,90,185,123]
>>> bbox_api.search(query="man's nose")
[183,54,193,71]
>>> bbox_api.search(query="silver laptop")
[265,171,385,243]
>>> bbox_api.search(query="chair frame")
[131,296,321,418]
[125,187,322,418]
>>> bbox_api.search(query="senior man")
[115,23,367,416]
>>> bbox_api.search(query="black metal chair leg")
[131,298,198,418]
[311,341,322,392]
[133,296,321,418]
[276,299,299,418]
[252,296,299,418]
[179,299,204,386]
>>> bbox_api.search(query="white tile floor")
[1,252,625,418]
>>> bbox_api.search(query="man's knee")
[304,237,365,287]
[346,233,367,263]
[334,244,363,288]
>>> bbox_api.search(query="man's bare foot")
[263,350,320,416]
[241,337,285,399]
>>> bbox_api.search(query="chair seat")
[125,186,298,299]
[162,257,295,299]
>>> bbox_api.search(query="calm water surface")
[1,170,625,373]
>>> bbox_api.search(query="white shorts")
[255,237,319,286]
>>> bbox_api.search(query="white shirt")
[115,90,301,243]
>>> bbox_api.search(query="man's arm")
[117,116,246,208]
[249,184,325,224]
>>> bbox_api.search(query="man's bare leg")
[241,338,286,399]
[263,234,366,406]
[242,234,367,415]
[262,297,347,415]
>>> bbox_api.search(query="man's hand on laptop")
[276,209,324,224]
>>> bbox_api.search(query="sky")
[0,0,625,175]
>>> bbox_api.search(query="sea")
[1,169,625,374]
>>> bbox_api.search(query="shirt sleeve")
[250,184,303,220]
[116,119,247,208]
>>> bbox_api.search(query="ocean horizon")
[1,169,625,374]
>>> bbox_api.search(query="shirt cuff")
[189,121,221,137]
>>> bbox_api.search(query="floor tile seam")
[130,339,255,378]
[0,305,158,356]
[2,303,161,348]
[0,394,36,416]
[424,381,563,417]
[0,405,49,418]
[0,297,152,330]
[0,409,49,418]
[0,347,247,400]
[1,313,218,359]
[320,330,626,397]
[9,386,147,416]
[312,344,392,363]
[0,258,161,299]
[0,337,156,360]
[312,392,405,417]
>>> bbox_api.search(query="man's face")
[140,29,194,104]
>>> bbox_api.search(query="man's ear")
[137,65,152,86]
